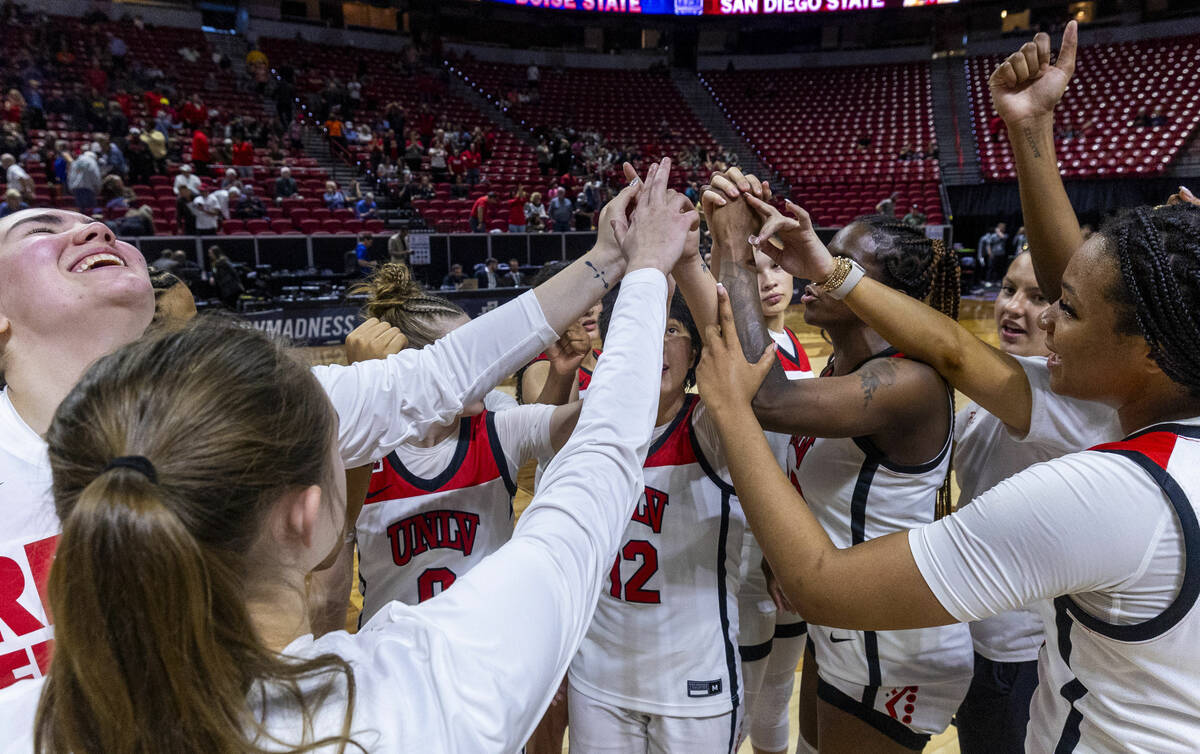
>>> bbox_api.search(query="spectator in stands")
[548,187,573,232]
[324,110,347,152]
[192,185,222,236]
[218,168,239,191]
[176,185,197,235]
[428,139,448,183]
[413,175,435,200]
[977,221,1009,286]
[507,187,528,233]
[855,134,873,152]
[925,138,939,160]
[178,45,200,63]
[902,204,926,228]
[2,153,33,200]
[174,164,201,196]
[125,129,154,186]
[442,263,466,289]
[404,133,424,173]
[536,140,552,176]
[502,258,525,287]
[525,191,548,232]
[210,185,237,220]
[323,180,347,210]
[108,205,155,238]
[346,180,364,203]
[190,128,211,176]
[52,141,73,186]
[140,127,168,172]
[462,144,481,187]
[0,188,28,218]
[685,181,700,204]
[68,148,102,213]
[232,137,255,178]
[897,143,917,161]
[1149,107,1168,127]
[232,188,267,220]
[469,191,497,233]
[475,257,501,289]
[275,166,301,203]
[527,63,540,87]
[354,232,376,275]
[355,192,378,220]
[874,191,897,217]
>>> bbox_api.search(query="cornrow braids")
[348,263,466,348]
[856,215,961,321]
[1102,204,1200,397]
[855,215,961,519]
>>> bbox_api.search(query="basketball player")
[0,159,700,751]
[568,223,747,754]
[703,169,969,752]
[700,184,1200,753]
[737,248,814,754]
[518,260,604,405]
[346,263,584,620]
[0,162,649,694]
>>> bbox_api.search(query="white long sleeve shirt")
[0,271,669,753]
[0,289,557,695]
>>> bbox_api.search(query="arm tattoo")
[585,261,609,290]
[719,256,789,397]
[859,359,898,408]
[1022,126,1042,159]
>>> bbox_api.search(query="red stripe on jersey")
[775,327,813,374]
[365,412,505,502]
[531,348,603,390]
[645,394,700,468]
[1092,431,1179,471]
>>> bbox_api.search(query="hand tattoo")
[585,261,609,290]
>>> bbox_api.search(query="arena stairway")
[669,68,786,192]
[932,57,983,186]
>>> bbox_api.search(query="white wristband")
[826,259,866,300]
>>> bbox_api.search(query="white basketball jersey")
[1029,424,1200,753]
[789,350,972,691]
[0,391,57,691]
[356,411,520,621]
[570,395,746,736]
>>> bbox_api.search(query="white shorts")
[568,686,742,754]
[816,671,970,750]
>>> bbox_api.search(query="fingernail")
[716,283,726,292]
[748,235,759,245]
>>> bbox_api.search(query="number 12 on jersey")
[608,540,660,604]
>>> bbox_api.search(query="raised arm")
[741,192,1036,434]
[991,21,1080,300]
[409,163,698,749]
[314,173,643,467]
[696,289,954,630]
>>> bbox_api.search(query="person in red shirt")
[417,108,435,143]
[180,95,206,129]
[191,129,211,176]
[469,191,497,233]
[507,187,528,233]
[462,147,481,187]
[83,59,107,93]
[447,146,466,183]
[232,138,255,178]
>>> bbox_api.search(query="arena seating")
[700,62,944,227]
[1,15,336,236]
[448,60,718,188]
[260,38,546,233]
[967,34,1200,180]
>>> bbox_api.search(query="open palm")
[988,21,1078,126]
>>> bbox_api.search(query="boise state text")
[493,0,684,14]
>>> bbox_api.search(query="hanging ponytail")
[349,263,465,348]
[36,319,361,754]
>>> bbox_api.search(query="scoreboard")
[486,0,957,14]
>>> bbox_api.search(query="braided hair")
[855,215,961,519]
[348,263,466,348]
[856,215,961,321]
[1101,204,1200,397]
